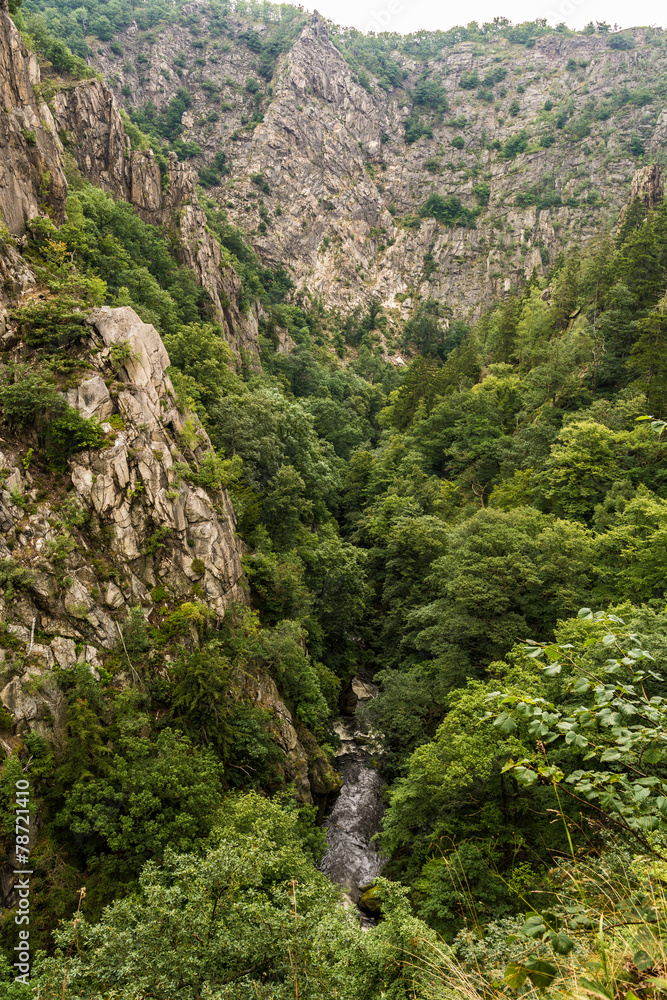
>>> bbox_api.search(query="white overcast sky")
[307,0,665,35]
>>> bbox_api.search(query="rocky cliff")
[51,79,262,358]
[0,8,260,361]
[0,4,66,236]
[0,302,332,802]
[0,2,340,808]
[0,303,244,696]
[92,9,667,321]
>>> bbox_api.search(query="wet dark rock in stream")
[320,677,385,922]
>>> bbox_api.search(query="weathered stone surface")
[91,12,667,322]
[63,306,247,618]
[620,164,665,220]
[66,375,114,421]
[0,670,66,743]
[51,83,260,362]
[0,8,67,234]
[50,636,77,669]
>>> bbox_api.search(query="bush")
[413,79,448,112]
[404,114,433,144]
[0,365,104,467]
[0,560,37,601]
[11,297,89,348]
[451,135,465,149]
[121,607,151,656]
[628,136,645,157]
[250,172,270,194]
[419,194,476,228]
[499,129,529,159]
[44,407,105,466]
[459,70,479,90]
[472,181,491,206]
[609,33,634,49]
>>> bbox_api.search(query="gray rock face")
[0,8,67,235]
[0,305,247,643]
[92,12,667,321]
[69,305,247,617]
[0,305,261,769]
[50,81,261,362]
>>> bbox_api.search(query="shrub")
[459,70,479,90]
[121,606,151,656]
[11,297,90,348]
[0,560,37,600]
[44,407,105,465]
[472,181,491,206]
[419,194,476,228]
[499,129,529,159]
[451,135,465,149]
[404,114,433,144]
[413,79,448,111]
[0,365,104,467]
[251,172,270,194]
[628,136,645,157]
[609,33,634,49]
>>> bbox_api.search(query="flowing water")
[320,677,385,921]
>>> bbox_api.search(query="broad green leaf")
[494,712,517,734]
[521,913,547,937]
[504,961,529,989]
[524,957,557,988]
[550,930,575,955]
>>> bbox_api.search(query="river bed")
[319,677,385,921]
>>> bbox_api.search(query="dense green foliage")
[6,3,667,991]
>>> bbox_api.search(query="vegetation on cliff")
[5,3,667,998]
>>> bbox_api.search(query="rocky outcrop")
[93,12,667,320]
[235,665,341,805]
[620,163,665,220]
[0,305,245,718]
[0,304,332,798]
[0,13,259,359]
[72,306,246,613]
[161,156,262,359]
[51,82,260,360]
[0,6,67,235]
[0,306,262,770]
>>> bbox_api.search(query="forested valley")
[2,0,667,998]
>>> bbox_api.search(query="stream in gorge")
[319,676,385,924]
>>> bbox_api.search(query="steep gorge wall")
[0,7,260,360]
[0,9,335,805]
[0,4,66,236]
[93,9,667,320]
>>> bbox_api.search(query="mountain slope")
[87,7,667,320]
